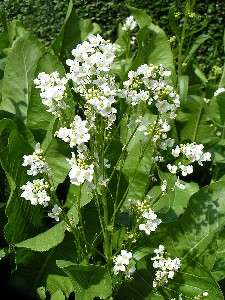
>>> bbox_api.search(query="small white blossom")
[214,87,225,96]
[161,180,167,191]
[179,164,193,176]
[167,164,178,174]
[113,250,133,277]
[48,204,62,221]
[174,178,186,190]
[122,16,137,31]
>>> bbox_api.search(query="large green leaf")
[127,5,151,29]
[212,228,225,281]
[57,260,112,300]
[0,37,43,123]
[122,114,154,201]
[51,290,65,300]
[152,182,199,222]
[0,123,44,243]
[13,232,76,297]
[16,222,67,251]
[117,257,222,300]
[131,23,174,71]
[176,96,214,143]
[156,181,225,266]
[122,143,153,201]
[51,0,82,58]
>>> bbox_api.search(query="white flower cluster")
[131,200,162,235]
[139,210,162,235]
[122,16,137,31]
[66,34,119,122]
[214,87,225,96]
[118,64,180,118]
[22,143,50,176]
[21,143,52,207]
[34,71,68,117]
[21,179,50,207]
[113,250,135,279]
[48,204,62,221]
[165,143,211,191]
[171,142,211,166]
[67,153,94,186]
[55,115,90,148]
[167,162,193,176]
[151,245,181,288]
[138,118,175,149]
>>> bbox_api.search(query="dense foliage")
[0,0,224,74]
[0,0,225,299]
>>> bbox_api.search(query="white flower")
[172,145,181,157]
[122,16,137,31]
[174,178,186,190]
[114,255,126,273]
[113,250,133,276]
[155,100,171,113]
[55,115,90,148]
[48,204,62,222]
[179,164,193,176]
[139,219,161,235]
[214,87,225,96]
[120,250,132,265]
[167,164,178,174]
[139,209,162,235]
[161,180,167,191]
[171,142,211,166]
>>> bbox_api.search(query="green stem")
[178,3,189,76]
[77,185,89,259]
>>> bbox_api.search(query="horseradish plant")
[20,30,210,298]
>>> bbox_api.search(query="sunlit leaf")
[0,38,43,123]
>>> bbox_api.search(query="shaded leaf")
[0,125,44,243]
[57,261,112,300]
[13,232,75,297]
